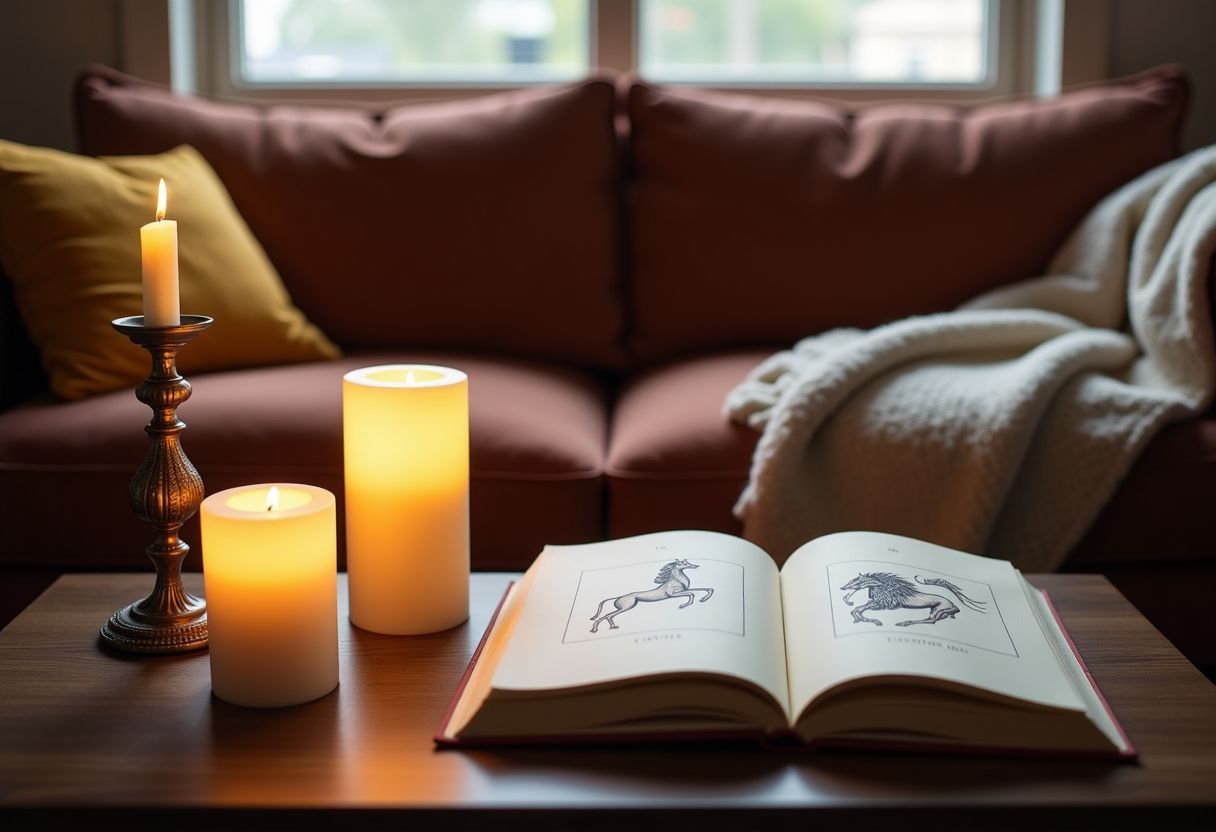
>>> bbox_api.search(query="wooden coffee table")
[1,573,1213,830]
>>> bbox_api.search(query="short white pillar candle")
[343,365,470,635]
[200,484,339,708]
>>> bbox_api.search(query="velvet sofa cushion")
[75,66,625,371]
[625,67,1190,364]
[0,140,339,400]
[1069,417,1216,566]
[0,353,608,571]
[605,351,767,538]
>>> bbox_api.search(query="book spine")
[434,581,516,745]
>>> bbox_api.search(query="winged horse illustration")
[840,571,987,626]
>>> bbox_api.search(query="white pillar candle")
[140,177,180,327]
[343,365,470,635]
[200,484,339,708]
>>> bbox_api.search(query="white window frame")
[141,0,1110,105]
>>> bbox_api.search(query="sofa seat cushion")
[626,67,1189,364]
[605,351,769,538]
[75,66,625,371]
[606,351,1216,569]
[1069,417,1216,566]
[0,353,607,571]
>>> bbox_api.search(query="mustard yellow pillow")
[0,140,340,399]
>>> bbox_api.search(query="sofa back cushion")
[0,141,340,400]
[76,66,625,370]
[625,67,1190,364]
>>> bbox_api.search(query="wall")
[0,0,1214,153]
[1109,0,1216,150]
[0,0,121,151]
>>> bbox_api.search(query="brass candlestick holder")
[100,315,213,654]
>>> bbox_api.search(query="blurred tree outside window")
[236,0,991,87]
[641,0,989,84]
[239,0,590,83]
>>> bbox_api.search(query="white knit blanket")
[726,146,1216,570]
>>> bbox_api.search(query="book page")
[780,532,1088,724]
[490,531,791,721]
[1023,582,1132,754]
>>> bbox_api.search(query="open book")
[437,531,1133,758]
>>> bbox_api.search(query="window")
[178,0,1039,101]
[640,0,993,87]
[237,0,591,85]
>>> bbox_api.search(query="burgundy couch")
[2,65,1213,663]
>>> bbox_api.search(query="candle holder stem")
[100,315,213,654]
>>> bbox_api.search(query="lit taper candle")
[140,177,180,327]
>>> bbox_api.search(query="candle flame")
[266,485,279,512]
[406,369,416,385]
[155,178,167,222]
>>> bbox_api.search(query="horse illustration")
[590,559,714,633]
[840,572,987,626]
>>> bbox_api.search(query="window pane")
[238,0,590,84]
[640,0,991,85]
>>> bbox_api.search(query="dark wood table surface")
[1,572,1213,830]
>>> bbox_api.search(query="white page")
[780,531,1087,722]
[491,531,791,719]
[1022,578,1130,753]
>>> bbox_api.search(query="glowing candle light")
[200,483,339,707]
[139,178,180,327]
[343,365,470,634]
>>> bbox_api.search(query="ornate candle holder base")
[100,315,213,656]
[100,597,209,654]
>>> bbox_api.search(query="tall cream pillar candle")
[139,178,180,327]
[343,365,470,634]
[200,484,338,708]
